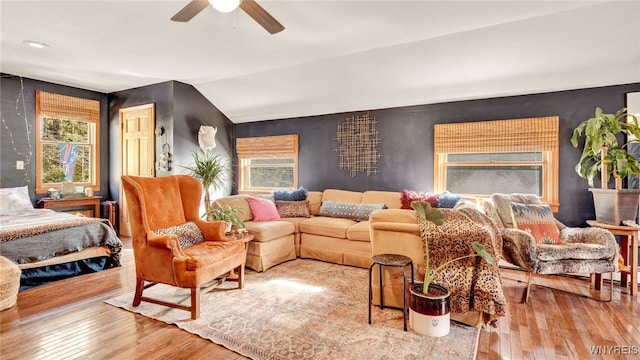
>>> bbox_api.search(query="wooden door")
[119,104,155,236]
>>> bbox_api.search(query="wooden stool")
[368,254,413,331]
[0,256,21,311]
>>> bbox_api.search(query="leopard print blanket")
[417,204,507,325]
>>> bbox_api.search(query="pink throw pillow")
[401,189,439,209]
[246,196,281,221]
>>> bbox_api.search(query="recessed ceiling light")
[23,40,50,49]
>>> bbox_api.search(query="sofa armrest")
[370,208,417,224]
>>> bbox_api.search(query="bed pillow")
[510,202,561,244]
[275,200,311,218]
[154,221,204,249]
[272,187,307,201]
[0,186,34,215]
[401,189,439,209]
[246,196,281,221]
[318,201,387,221]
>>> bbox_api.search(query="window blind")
[36,91,100,123]
[434,116,559,154]
[236,134,299,158]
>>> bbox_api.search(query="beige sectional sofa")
[214,189,402,272]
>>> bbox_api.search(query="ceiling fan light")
[209,0,240,13]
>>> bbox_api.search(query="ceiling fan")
[171,0,285,34]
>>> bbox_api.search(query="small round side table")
[368,254,414,331]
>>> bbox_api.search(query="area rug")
[106,259,480,359]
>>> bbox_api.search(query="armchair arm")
[501,228,538,272]
[560,227,616,247]
[146,231,187,258]
[192,219,227,241]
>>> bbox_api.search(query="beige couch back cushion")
[322,189,363,204]
[307,191,323,215]
[361,191,401,209]
[213,195,254,222]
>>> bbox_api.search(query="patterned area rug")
[106,259,480,359]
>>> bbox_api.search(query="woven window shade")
[236,134,298,158]
[434,116,559,154]
[36,91,100,123]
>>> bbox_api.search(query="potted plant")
[205,201,245,233]
[181,151,229,213]
[408,201,494,337]
[571,106,640,224]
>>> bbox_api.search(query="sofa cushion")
[362,191,402,209]
[536,243,613,261]
[510,202,560,244]
[214,195,254,222]
[401,189,439,209]
[272,187,307,201]
[322,189,363,203]
[244,220,295,242]
[275,200,310,218]
[318,201,386,220]
[299,216,357,239]
[307,191,323,215]
[346,221,371,241]
[246,196,281,222]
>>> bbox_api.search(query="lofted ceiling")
[1,1,639,123]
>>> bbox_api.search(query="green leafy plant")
[571,107,640,188]
[411,201,494,294]
[204,201,245,228]
[181,152,229,212]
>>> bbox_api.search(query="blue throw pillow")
[438,191,462,208]
[272,186,307,201]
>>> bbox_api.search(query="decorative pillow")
[510,202,561,244]
[154,221,205,249]
[318,201,387,221]
[401,189,438,209]
[275,200,310,218]
[246,196,281,221]
[272,187,307,201]
[0,186,34,215]
[438,191,462,208]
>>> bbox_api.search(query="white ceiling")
[1,1,639,123]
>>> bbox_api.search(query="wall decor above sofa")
[335,112,382,177]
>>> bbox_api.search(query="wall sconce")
[198,125,217,152]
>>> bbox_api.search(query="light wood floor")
[1,238,639,360]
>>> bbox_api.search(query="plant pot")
[409,283,451,337]
[589,188,640,225]
[224,221,233,233]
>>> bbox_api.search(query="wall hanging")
[335,112,382,177]
[198,125,217,153]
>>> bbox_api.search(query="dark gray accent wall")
[235,83,640,227]
[0,73,109,204]
[108,81,234,202]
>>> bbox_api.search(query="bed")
[0,186,122,290]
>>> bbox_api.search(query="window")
[35,91,100,194]
[434,117,559,211]
[236,135,298,192]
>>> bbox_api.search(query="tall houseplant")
[181,151,229,213]
[408,201,494,337]
[571,107,640,224]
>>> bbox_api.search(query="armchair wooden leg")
[237,264,245,289]
[133,278,145,306]
[524,272,533,303]
[191,287,200,320]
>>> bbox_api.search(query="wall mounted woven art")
[335,112,382,177]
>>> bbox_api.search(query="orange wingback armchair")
[122,175,246,319]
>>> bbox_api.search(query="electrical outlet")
[16,160,24,170]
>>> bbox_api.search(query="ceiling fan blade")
[239,0,285,34]
[171,0,210,22]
